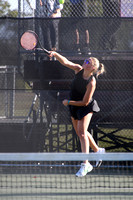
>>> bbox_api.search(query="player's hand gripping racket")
[20,30,50,55]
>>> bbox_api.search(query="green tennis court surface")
[1,167,133,200]
[0,153,133,200]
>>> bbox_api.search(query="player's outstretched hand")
[48,51,55,58]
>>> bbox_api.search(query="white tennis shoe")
[76,162,93,177]
[95,148,105,168]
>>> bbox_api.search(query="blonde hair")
[90,57,105,77]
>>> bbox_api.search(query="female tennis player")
[49,51,105,177]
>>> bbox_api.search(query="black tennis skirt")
[69,99,100,120]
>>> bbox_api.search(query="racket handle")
[42,48,50,55]
[36,48,50,55]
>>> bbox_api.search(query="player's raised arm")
[50,51,82,73]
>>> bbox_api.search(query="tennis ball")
[59,0,64,4]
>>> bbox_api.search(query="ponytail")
[96,63,105,77]
[90,57,105,77]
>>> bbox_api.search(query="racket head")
[20,30,38,50]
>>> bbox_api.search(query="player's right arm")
[50,51,82,73]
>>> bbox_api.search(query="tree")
[0,0,18,17]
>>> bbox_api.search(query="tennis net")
[0,152,133,200]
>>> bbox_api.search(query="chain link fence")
[0,0,133,152]
[4,0,133,17]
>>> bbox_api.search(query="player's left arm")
[82,77,96,105]
[63,77,96,106]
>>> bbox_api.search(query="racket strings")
[20,32,37,50]
[20,30,50,54]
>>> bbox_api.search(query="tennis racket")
[20,30,50,55]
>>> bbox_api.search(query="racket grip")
[43,48,50,55]
[36,48,50,55]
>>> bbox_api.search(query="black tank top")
[70,69,93,101]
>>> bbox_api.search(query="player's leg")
[71,114,105,170]
[72,114,93,177]
[71,116,99,152]
[76,113,92,155]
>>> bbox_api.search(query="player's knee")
[77,130,87,140]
